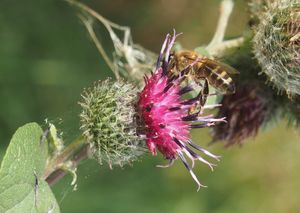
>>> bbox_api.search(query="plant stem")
[204,0,246,58]
[46,144,89,186]
[66,0,127,80]
[206,0,234,51]
[43,135,87,181]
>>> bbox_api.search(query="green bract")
[252,0,300,97]
[79,79,145,167]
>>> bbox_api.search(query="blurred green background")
[1,0,300,212]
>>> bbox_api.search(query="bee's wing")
[197,58,237,94]
[198,58,239,75]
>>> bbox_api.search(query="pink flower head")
[138,31,225,190]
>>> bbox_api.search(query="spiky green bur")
[252,0,300,97]
[248,0,268,20]
[79,79,145,168]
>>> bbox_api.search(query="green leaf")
[0,123,60,213]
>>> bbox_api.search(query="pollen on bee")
[225,78,233,83]
[220,71,227,78]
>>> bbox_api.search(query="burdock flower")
[79,31,225,190]
[138,32,225,190]
[212,83,271,147]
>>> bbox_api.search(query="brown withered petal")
[211,83,271,147]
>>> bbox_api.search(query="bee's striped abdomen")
[198,63,235,94]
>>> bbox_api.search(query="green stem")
[46,144,89,186]
[43,135,87,180]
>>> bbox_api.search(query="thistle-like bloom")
[138,32,225,190]
[212,83,271,146]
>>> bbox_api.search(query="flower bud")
[79,79,145,167]
[212,83,272,146]
[252,0,300,97]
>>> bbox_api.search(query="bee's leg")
[188,79,209,115]
[199,79,209,107]
[187,81,206,115]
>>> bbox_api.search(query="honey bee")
[168,50,238,106]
